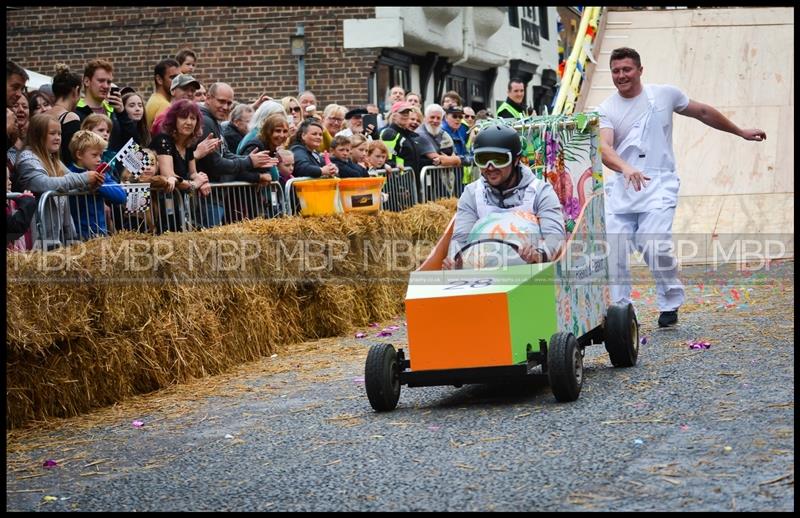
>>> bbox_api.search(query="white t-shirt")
[598,84,690,169]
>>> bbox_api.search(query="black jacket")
[6,195,37,243]
[222,122,246,155]
[197,104,259,183]
[331,157,368,178]
[290,144,324,178]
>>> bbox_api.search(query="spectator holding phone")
[336,107,372,139]
[74,59,138,158]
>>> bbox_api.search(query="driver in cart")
[443,124,566,269]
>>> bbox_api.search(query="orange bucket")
[294,178,341,216]
[338,177,385,213]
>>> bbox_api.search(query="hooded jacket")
[453,164,565,261]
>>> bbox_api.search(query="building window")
[538,6,549,40]
[371,51,413,112]
[508,6,519,28]
[520,6,540,48]
[447,66,491,112]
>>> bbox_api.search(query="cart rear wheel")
[548,332,583,402]
[605,303,639,367]
[365,343,401,411]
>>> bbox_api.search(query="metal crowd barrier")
[31,180,286,250]
[284,176,315,216]
[184,181,285,229]
[372,167,419,212]
[110,183,187,235]
[419,165,466,203]
[285,168,420,216]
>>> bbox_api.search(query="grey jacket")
[13,150,84,248]
[452,165,566,261]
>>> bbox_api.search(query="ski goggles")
[473,150,514,169]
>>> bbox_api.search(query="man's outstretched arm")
[678,100,767,141]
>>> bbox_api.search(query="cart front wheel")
[365,343,401,411]
[604,303,639,367]
[548,332,583,402]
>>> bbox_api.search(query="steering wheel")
[453,239,521,270]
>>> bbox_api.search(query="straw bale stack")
[6,201,455,427]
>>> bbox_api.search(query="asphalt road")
[6,262,794,511]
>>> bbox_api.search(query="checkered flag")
[110,138,152,179]
[123,184,151,214]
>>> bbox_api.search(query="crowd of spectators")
[7,53,504,251]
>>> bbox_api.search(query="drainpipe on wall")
[452,7,473,69]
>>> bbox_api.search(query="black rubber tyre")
[547,332,583,402]
[604,303,639,367]
[365,343,401,412]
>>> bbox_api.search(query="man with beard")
[415,103,460,167]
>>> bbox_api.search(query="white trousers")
[606,207,685,312]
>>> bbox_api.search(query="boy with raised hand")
[66,130,127,239]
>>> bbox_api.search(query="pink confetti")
[132,420,144,428]
[387,325,401,331]
[368,323,379,328]
[42,459,58,469]
[377,331,393,337]
[355,332,367,339]
[641,336,647,345]
[688,340,711,350]
[680,424,690,431]
[428,425,441,431]
[352,377,365,384]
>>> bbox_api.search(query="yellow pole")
[552,7,595,115]
[563,7,603,115]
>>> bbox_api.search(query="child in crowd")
[81,113,121,179]
[350,134,370,171]
[276,148,295,186]
[6,167,36,251]
[329,135,368,178]
[122,91,151,147]
[66,130,127,239]
[365,140,395,174]
[119,147,161,233]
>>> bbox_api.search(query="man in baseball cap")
[170,74,200,101]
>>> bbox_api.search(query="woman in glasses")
[443,124,565,270]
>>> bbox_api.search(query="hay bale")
[6,200,458,428]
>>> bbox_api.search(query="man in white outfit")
[598,47,766,327]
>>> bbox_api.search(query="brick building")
[7,6,560,113]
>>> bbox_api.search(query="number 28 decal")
[444,279,494,290]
